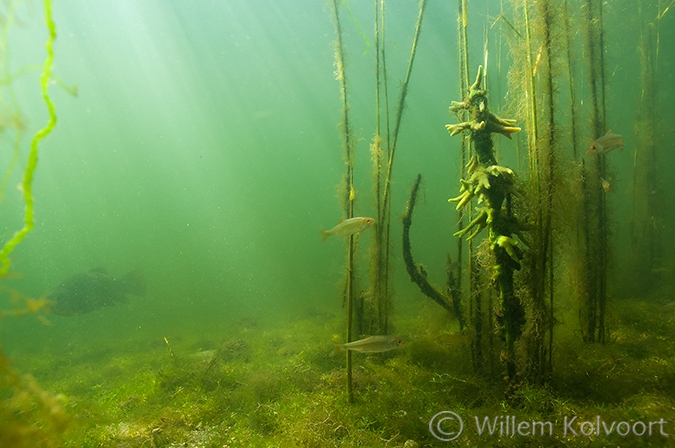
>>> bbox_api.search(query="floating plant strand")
[0,0,57,275]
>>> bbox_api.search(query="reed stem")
[369,0,426,337]
[380,0,427,225]
[330,0,355,403]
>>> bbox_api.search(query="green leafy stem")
[0,0,57,275]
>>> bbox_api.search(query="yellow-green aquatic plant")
[523,0,560,385]
[0,3,68,446]
[367,0,427,337]
[367,0,389,338]
[0,0,58,275]
[629,3,662,294]
[330,0,357,404]
[329,0,428,402]
[579,0,610,343]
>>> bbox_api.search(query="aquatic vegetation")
[329,0,360,404]
[628,2,665,297]
[329,0,428,403]
[0,286,67,447]
[447,66,526,396]
[0,281,51,323]
[577,0,611,344]
[0,365,70,448]
[368,0,428,338]
[0,0,58,275]
[0,0,673,447]
[0,2,77,446]
[3,301,671,447]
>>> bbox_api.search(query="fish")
[532,44,543,76]
[587,131,624,155]
[600,177,611,193]
[436,330,474,348]
[48,268,146,316]
[320,217,375,243]
[330,335,403,356]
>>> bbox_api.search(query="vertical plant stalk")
[447,66,524,393]
[520,0,549,376]
[456,0,477,370]
[521,0,538,174]
[330,0,356,403]
[379,0,427,245]
[0,0,57,275]
[527,0,557,384]
[459,0,470,90]
[582,0,608,343]
[630,3,660,292]
[378,0,392,334]
[380,0,392,151]
[595,0,608,345]
[562,0,579,159]
[369,0,387,335]
[369,0,426,336]
[561,2,585,348]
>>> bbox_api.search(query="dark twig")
[402,174,456,315]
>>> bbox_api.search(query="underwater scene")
[1,0,674,446]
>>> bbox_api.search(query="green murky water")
[1,0,674,446]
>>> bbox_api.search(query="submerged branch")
[402,174,456,315]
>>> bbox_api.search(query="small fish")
[587,131,624,155]
[446,260,461,273]
[330,335,403,356]
[436,330,473,348]
[320,217,375,243]
[532,45,543,76]
[600,177,611,193]
[48,268,146,316]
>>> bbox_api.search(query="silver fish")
[587,131,624,155]
[320,217,375,243]
[330,335,403,356]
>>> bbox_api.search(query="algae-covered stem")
[582,0,608,343]
[370,0,426,336]
[560,0,585,352]
[379,0,427,247]
[630,3,661,290]
[446,66,525,392]
[0,0,57,275]
[330,0,356,403]
[594,0,608,345]
[369,0,389,336]
[529,0,557,384]
[561,0,579,160]
[455,0,470,334]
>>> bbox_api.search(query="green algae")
[2,298,669,447]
